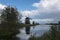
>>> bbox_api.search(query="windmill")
[25,12,30,24]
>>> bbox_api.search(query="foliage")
[29,25,60,40]
[0,6,21,39]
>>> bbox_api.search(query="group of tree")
[0,6,21,39]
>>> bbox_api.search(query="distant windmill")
[25,12,30,24]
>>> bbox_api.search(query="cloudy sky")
[0,0,60,24]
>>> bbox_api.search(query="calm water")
[16,25,51,40]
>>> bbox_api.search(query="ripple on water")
[16,25,51,40]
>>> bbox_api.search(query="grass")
[29,25,60,40]
[0,22,38,40]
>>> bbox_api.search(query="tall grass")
[29,25,60,40]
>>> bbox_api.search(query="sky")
[0,0,39,10]
[0,0,60,24]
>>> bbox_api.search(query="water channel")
[16,25,51,40]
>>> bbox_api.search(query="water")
[16,25,51,40]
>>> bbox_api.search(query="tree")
[0,6,21,39]
[1,6,18,22]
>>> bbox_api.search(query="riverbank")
[29,25,60,40]
[0,23,39,40]
[18,23,39,28]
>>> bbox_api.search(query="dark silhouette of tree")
[0,6,21,39]
[1,6,18,23]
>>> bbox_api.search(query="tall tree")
[1,6,18,23]
[0,6,21,39]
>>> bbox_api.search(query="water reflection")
[25,25,30,34]
[16,25,51,40]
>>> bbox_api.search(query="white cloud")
[21,0,60,23]
[21,10,38,17]
[0,4,6,9]
[30,18,54,23]
[33,0,60,10]
[0,4,7,16]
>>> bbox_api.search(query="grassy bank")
[18,23,39,28]
[0,23,39,40]
[29,25,60,40]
